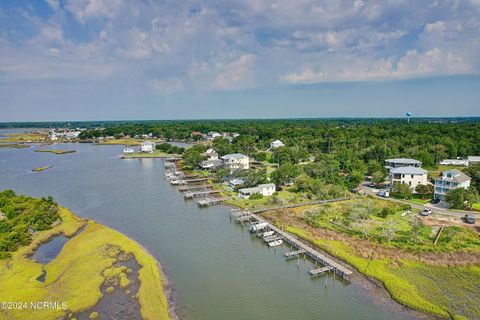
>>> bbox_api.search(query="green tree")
[445,188,466,209]
[271,164,301,186]
[392,182,412,199]
[415,184,433,199]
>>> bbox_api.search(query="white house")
[140,141,156,153]
[467,156,480,165]
[270,140,285,149]
[389,167,428,189]
[229,178,245,189]
[221,153,249,172]
[384,158,422,172]
[440,159,469,166]
[238,183,276,199]
[200,159,223,170]
[207,132,222,140]
[434,169,471,201]
[203,148,218,160]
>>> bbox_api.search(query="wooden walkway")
[197,198,224,207]
[249,212,352,279]
[179,185,212,192]
[284,249,306,259]
[310,266,334,276]
[184,190,220,199]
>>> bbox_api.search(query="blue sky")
[1,0,480,121]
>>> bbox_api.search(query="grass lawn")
[0,205,170,320]
[34,149,76,154]
[121,151,181,158]
[0,143,30,149]
[1,132,48,143]
[390,192,431,205]
[472,203,480,211]
[223,188,305,209]
[32,165,53,172]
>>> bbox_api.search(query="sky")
[1,0,480,121]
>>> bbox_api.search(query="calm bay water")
[0,132,415,320]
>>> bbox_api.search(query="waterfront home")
[229,178,245,189]
[191,131,203,139]
[384,158,422,172]
[440,159,469,166]
[203,148,219,160]
[238,183,276,199]
[140,141,156,153]
[207,132,222,140]
[467,156,480,165]
[434,169,471,201]
[270,140,285,149]
[221,153,249,172]
[200,159,223,170]
[389,167,428,189]
[123,147,135,154]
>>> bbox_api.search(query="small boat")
[250,222,268,233]
[262,231,275,238]
[268,239,283,247]
[123,147,135,153]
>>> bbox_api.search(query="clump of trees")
[156,143,185,154]
[0,190,60,259]
[445,187,480,210]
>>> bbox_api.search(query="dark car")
[464,214,476,224]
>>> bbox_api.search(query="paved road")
[359,183,479,220]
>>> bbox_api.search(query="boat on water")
[268,239,283,247]
[123,147,135,153]
[261,230,274,237]
[250,222,268,233]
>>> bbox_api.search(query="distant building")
[439,159,469,166]
[270,140,285,149]
[200,159,223,170]
[467,156,480,165]
[191,131,203,139]
[140,141,156,153]
[229,178,245,189]
[238,183,276,199]
[221,153,249,172]
[207,132,222,140]
[384,158,422,172]
[389,167,428,189]
[434,169,471,201]
[203,148,218,160]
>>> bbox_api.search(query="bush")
[378,206,396,218]
[249,193,263,200]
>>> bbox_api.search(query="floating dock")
[310,266,334,276]
[178,185,212,192]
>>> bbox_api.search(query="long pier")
[178,185,212,192]
[232,210,352,280]
[197,198,224,207]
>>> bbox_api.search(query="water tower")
[406,112,412,123]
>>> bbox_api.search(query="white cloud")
[281,68,326,84]
[151,78,184,95]
[66,0,123,22]
[45,0,60,11]
[211,54,256,90]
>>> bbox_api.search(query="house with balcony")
[434,169,471,201]
[238,183,276,199]
[389,167,428,189]
[384,158,422,172]
[221,153,249,172]
[140,141,156,153]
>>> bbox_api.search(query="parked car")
[464,214,476,224]
[431,198,440,204]
[378,190,389,198]
[419,208,432,216]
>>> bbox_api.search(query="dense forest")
[75,119,480,200]
[0,190,60,259]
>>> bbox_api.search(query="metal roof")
[221,153,248,160]
[390,167,427,175]
[436,169,471,183]
[385,158,421,164]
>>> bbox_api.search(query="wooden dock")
[233,211,352,280]
[284,249,306,259]
[178,185,212,192]
[310,266,334,276]
[184,190,220,199]
[197,198,224,207]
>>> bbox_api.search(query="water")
[0,132,416,320]
[31,234,70,264]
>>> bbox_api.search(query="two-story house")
[434,169,471,201]
[221,153,249,172]
[389,167,428,189]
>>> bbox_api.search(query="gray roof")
[390,167,428,175]
[468,156,480,161]
[385,158,421,164]
[201,159,222,166]
[258,183,276,189]
[437,169,471,183]
[239,187,260,194]
[221,153,248,160]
